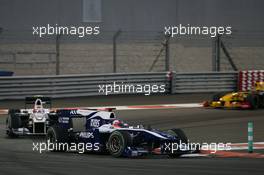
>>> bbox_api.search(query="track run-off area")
[0,94,263,175]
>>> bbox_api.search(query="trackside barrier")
[0,72,169,100]
[0,71,239,100]
[171,72,238,93]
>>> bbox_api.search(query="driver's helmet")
[112,120,128,128]
[33,99,44,113]
[255,81,264,91]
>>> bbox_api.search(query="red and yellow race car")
[204,82,264,109]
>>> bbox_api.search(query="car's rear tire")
[247,94,259,109]
[48,114,58,126]
[108,130,132,157]
[46,125,69,152]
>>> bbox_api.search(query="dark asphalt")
[0,94,263,175]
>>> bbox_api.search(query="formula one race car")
[6,96,58,137]
[204,81,264,109]
[46,108,196,158]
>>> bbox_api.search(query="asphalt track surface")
[0,94,263,175]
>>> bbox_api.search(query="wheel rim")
[110,136,122,153]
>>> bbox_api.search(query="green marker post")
[248,122,253,153]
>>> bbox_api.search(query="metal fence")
[0,30,168,75]
[0,71,238,100]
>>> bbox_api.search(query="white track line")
[198,142,264,151]
[0,103,203,115]
[0,110,8,115]
[82,103,203,110]
[180,142,264,158]
[229,142,264,150]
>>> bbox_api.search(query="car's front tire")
[107,130,132,157]
[167,128,189,158]
[6,110,21,138]
[247,94,259,109]
[167,128,188,144]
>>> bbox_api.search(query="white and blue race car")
[46,108,197,158]
[6,96,58,137]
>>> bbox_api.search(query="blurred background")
[0,0,264,75]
